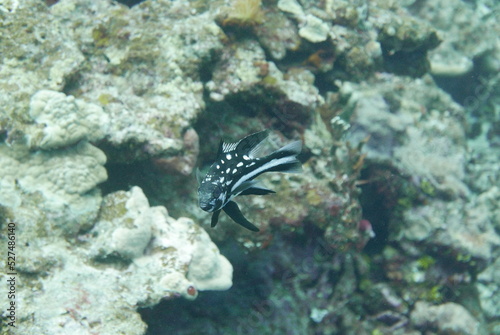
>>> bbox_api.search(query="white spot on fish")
[219,177,225,183]
[226,168,230,173]
[248,162,255,166]
[221,160,225,164]
[237,162,243,167]
[243,155,250,160]
[216,165,220,169]
[226,154,232,160]
[232,168,237,174]
[226,180,232,185]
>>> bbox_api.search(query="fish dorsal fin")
[222,141,239,153]
[249,138,268,158]
[236,130,269,157]
[216,139,224,157]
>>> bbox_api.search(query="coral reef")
[0,0,85,145]
[206,38,324,111]
[220,0,264,27]
[0,187,231,334]
[411,301,480,335]
[0,141,106,236]
[152,128,200,176]
[27,90,109,149]
[409,0,500,76]
[340,74,468,197]
[49,0,222,163]
[477,256,500,323]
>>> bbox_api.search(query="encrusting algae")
[221,0,264,27]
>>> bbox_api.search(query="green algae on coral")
[416,255,436,270]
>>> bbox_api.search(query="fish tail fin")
[266,140,303,174]
[276,140,302,156]
[273,159,302,174]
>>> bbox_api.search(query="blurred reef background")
[0,0,499,334]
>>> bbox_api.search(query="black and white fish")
[197,130,302,232]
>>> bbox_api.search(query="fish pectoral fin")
[233,180,275,196]
[223,201,260,232]
[211,209,221,228]
[195,168,203,184]
[232,180,259,195]
[240,186,275,196]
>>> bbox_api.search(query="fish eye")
[212,185,222,198]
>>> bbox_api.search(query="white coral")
[28,90,109,149]
[3,186,233,335]
[0,141,107,235]
[90,187,233,299]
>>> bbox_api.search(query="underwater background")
[0,0,499,334]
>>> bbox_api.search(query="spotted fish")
[197,130,302,232]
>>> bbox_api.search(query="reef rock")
[338,73,500,266]
[0,0,85,145]
[0,141,107,236]
[342,74,468,197]
[0,186,232,335]
[400,198,500,265]
[48,0,223,162]
[27,90,109,150]
[206,39,323,110]
[477,256,500,321]
[409,0,500,76]
[411,301,480,335]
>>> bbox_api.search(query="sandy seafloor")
[0,0,499,334]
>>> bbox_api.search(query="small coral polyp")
[187,285,197,297]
